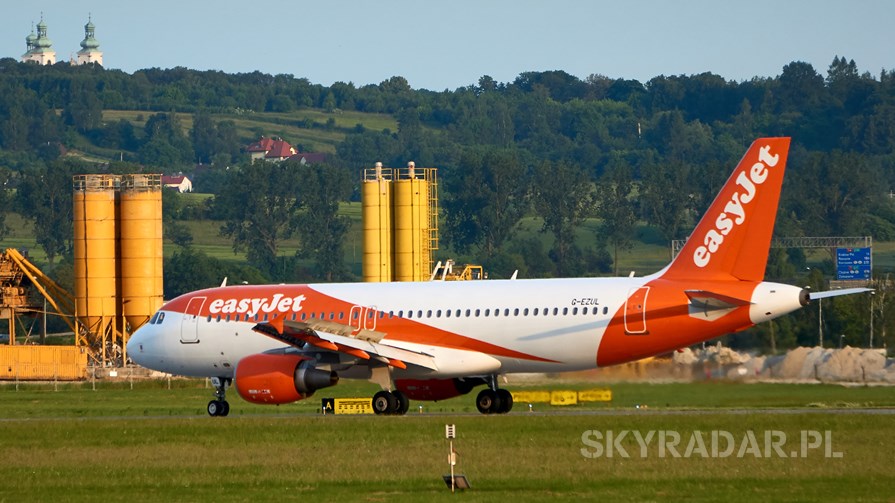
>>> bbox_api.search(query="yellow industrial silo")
[361,163,393,282]
[73,174,119,362]
[119,174,163,333]
[393,162,437,281]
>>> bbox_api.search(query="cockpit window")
[150,312,166,324]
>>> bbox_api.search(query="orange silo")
[118,174,163,333]
[73,174,119,359]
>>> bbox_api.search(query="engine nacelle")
[394,377,484,401]
[235,353,338,405]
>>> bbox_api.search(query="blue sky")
[4,0,893,91]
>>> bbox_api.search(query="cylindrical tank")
[361,163,392,282]
[119,174,163,332]
[73,175,119,339]
[393,162,430,281]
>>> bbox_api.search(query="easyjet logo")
[208,293,307,317]
[693,145,780,268]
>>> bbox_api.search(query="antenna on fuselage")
[220,277,228,287]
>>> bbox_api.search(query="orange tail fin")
[661,137,791,282]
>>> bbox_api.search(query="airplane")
[127,137,870,416]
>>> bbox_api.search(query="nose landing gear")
[207,377,231,417]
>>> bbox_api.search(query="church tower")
[22,14,56,65]
[76,15,103,66]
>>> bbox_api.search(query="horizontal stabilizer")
[809,288,874,300]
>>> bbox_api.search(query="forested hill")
[1,56,895,277]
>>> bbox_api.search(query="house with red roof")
[161,174,193,193]
[245,136,327,164]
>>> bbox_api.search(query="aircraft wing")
[252,318,438,371]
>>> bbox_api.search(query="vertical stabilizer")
[661,137,791,282]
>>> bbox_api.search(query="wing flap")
[252,319,437,370]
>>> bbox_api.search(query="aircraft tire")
[393,390,410,415]
[475,389,502,414]
[496,389,513,414]
[372,390,398,415]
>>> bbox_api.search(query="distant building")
[22,16,56,65]
[161,175,193,193]
[245,136,327,164]
[75,16,103,66]
[22,14,103,66]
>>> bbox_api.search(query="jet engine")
[235,353,338,405]
[394,377,485,401]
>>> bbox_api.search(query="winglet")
[661,138,791,282]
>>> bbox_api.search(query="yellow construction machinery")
[0,248,88,379]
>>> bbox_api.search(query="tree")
[216,162,299,277]
[16,160,80,262]
[164,248,267,299]
[0,167,11,241]
[596,156,637,275]
[531,160,595,276]
[442,148,529,256]
[292,162,353,282]
[139,113,193,167]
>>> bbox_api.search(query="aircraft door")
[624,287,650,335]
[180,296,206,343]
[349,305,378,332]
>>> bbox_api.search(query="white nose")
[126,325,151,366]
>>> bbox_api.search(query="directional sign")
[836,247,871,280]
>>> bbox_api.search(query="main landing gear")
[207,377,231,417]
[372,389,410,415]
[475,377,513,414]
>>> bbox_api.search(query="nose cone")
[127,324,152,367]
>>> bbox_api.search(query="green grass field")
[0,380,893,501]
[100,108,399,155]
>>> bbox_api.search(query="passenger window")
[524,308,529,316]
[427,310,432,318]
[533,308,539,316]
[437,310,442,318]
[445,310,451,318]
[465,309,471,317]
[494,309,499,317]
[484,309,490,316]
[562,308,568,315]
[418,310,423,318]
[206,315,212,322]
[592,307,598,315]
[603,306,609,315]
[504,308,510,316]
[553,308,558,316]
